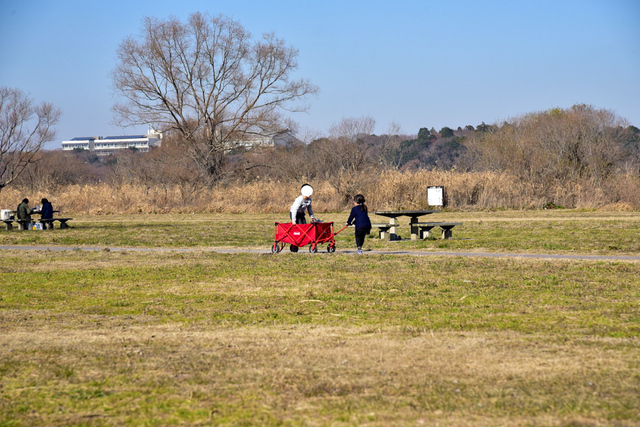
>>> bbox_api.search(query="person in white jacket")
[290,184,315,224]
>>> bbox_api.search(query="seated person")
[16,198,32,221]
[40,198,53,219]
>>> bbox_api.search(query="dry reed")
[1,170,638,214]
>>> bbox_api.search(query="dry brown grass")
[1,170,638,214]
[2,322,636,426]
[597,202,636,212]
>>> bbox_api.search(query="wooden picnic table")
[374,210,441,240]
[2,210,71,230]
[32,209,60,218]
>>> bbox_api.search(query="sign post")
[427,186,446,208]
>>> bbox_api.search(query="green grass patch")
[2,210,640,255]
[1,211,639,425]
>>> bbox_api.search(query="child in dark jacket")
[346,194,372,254]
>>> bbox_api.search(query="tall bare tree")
[112,12,318,184]
[0,87,61,192]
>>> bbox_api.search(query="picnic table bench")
[2,217,73,230]
[2,219,31,231]
[371,223,402,240]
[373,210,462,240]
[39,217,73,229]
[375,210,441,240]
[413,222,462,240]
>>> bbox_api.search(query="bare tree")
[327,116,376,174]
[112,12,318,184]
[377,121,402,168]
[315,116,377,201]
[329,116,376,143]
[0,87,61,192]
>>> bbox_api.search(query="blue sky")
[1,0,639,149]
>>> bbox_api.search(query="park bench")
[2,218,73,230]
[2,219,31,231]
[371,223,402,240]
[412,222,462,240]
[38,218,73,229]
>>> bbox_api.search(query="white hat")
[301,184,313,197]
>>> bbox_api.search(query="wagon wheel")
[271,242,282,253]
[290,245,299,253]
[309,244,318,253]
[327,243,336,253]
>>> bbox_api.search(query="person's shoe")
[357,249,363,255]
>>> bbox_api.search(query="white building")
[236,130,302,148]
[61,129,162,155]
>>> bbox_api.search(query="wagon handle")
[335,225,349,235]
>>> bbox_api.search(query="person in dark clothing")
[346,194,372,254]
[40,198,54,219]
[16,198,32,221]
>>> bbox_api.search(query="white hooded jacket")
[290,195,313,220]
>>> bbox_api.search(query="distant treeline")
[3,104,639,213]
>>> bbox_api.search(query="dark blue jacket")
[41,202,54,219]
[347,205,371,230]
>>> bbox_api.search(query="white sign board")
[427,186,444,206]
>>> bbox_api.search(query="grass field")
[1,210,639,426]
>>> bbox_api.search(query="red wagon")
[271,221,347,253]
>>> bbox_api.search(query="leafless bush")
[12,150,100,192]
[463,105,628,197]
